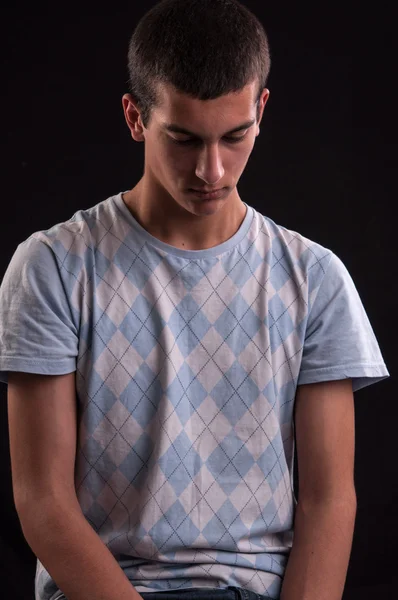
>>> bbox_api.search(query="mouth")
[189,188,227,200]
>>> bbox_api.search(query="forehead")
[155,81,257,133]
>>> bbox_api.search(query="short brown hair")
[127,0,271,129]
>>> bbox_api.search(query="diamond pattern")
[0,193,388,600]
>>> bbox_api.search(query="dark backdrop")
[1,2,396,599]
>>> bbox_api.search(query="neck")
[122,179,247,251]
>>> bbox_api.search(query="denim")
[53,586,274,600]
[141,586,273,600]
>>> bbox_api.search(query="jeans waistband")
[140,586,272,600]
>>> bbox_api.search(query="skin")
[121,80,269,250]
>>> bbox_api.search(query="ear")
[256,88,270,135]
[262,88,270,107]
[122,94,145,142]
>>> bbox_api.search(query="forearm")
[280,497,357,600]
[17,494,143,600]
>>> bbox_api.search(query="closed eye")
[171,135,247,146]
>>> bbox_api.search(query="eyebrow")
[163,119,256,138]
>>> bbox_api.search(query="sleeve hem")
[0,356,76,384]
[297,362,390,393]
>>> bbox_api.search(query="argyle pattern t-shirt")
[0,192,389,600]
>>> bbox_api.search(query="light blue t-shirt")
[0,193,389,600]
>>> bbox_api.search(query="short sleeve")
[298,252,389,392]
[0,235,79,384]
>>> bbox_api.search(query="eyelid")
[171,133,248,144]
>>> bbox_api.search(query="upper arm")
[294,379,356,505]
[7,371,78,513]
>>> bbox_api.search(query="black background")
[1,2,396,599]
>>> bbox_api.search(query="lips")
[190,188,226,200]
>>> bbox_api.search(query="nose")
[195,143,225,186]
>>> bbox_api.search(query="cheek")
[168,150,186,174]
[226,146,254,174]
[151,141,184,174]
[146,141,177,180]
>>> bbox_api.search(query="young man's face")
[122,81,269,216]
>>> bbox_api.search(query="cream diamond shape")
[119,344,145,378]
[195,358,224,394]
[107,399,132,430]
[229,480,252,513]
[207,411,233,444]
[240,345,273,390]
[192,425,220,461]
[201,478,228,513]
[177,479,198,514]
[244,463,270,494]
[92,418,117,449]
[141,274,184,321]
[184,410,207,443]
[106,432,134,467]
[119,412,144,446]
[95,279,131,327]
[102,360,132,397]
[107,330,131,362]
[199,289,233,325]
[187,496,219,531]
[272,328,302,388]
[278,274,307,327]
[152,479,179,514]
[195,396,222,426]
[108,468,133,498]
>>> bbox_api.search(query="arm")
[8,371,143,600]
[280,379,357,600]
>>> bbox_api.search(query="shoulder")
[17,193,121,265]
[252,209,335,296]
